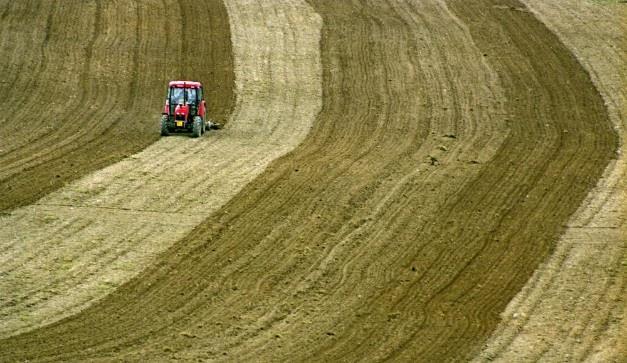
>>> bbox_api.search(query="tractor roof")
[169,81,202,88]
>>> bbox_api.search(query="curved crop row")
[477,1,626,361]
[0,0,618,361]
[0,0,234,211]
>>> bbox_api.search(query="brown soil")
[476,1,626,361]
[0,0,234,212]
[0,0,321,340]
[0,0,619,361]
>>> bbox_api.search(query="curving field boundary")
[0,0,234,212]
[476,1,626,361]
[0,0,321,340]
[0,0,618,361]
[0,0,619,361]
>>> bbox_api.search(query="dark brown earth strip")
[0,0,617,361]
[476,1,626,360]
[0,0,234,212]
[384,0,618,360]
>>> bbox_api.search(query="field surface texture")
[476,0,626,361]
[0,0,321,339]
[0,0,234,211]
[0,0,621,361]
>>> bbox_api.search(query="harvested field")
[0,0,321,340]
[476,1,626,361]
[0,0,234,212]
[0,0,621,361]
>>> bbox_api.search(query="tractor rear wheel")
[160,115,169,136]
[192,116,203,138]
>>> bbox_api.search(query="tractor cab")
[160,81,213,137]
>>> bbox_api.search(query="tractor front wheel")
[192,116,203,138]
[160,115,169,136]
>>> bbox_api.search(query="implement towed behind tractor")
[160,81,217,137]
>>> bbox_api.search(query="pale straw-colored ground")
[476,1,626,361]
[0,0,321,339]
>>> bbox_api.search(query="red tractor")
[160,81,215,137]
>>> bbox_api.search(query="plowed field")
[477,1,626,361]
[0,0,622,362]
[0,0,234,212]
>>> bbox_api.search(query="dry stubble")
[0,0,321,342]
[476,1,626,361]
[0,0,619,361]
